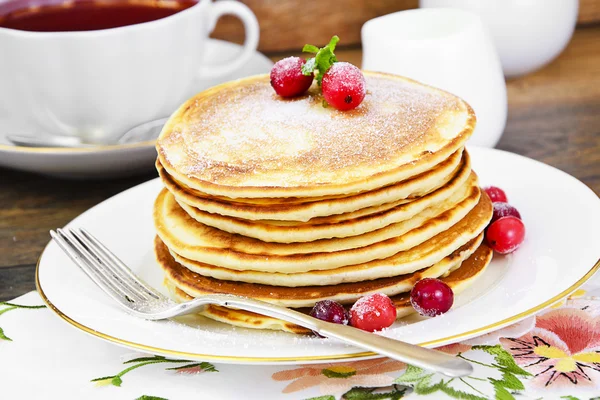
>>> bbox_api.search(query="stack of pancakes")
[153,72,493,334]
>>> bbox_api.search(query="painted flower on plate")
[272,358,406,394]
[500,307,600,388]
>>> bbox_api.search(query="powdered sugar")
[158,74,464,188]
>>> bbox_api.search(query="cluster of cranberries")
[483,186,525,254]
[270,57,366,111]
[309,280,454,334]
[309,186,525,334]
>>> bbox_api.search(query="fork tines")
[50,228,162,307]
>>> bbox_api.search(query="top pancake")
[157,72,475,198]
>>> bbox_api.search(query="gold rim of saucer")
[0,140,157,154]
[35,240,600,363]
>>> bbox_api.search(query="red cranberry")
[270,57,314,97]
[349,293,397,332]
[322,62,366,111]
[310,300,348,325]
[483,186,508,203]
[410,278,454,317]
[491,202,522,224]
[486,216,526,254]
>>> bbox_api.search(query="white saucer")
[37,147,600,364]
[0,39,273,179]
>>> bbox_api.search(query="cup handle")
[199,1,260,78]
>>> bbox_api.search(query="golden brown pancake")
[165,193,490,286]
[157,234,482,307]
[153,188,490,273]
[167,244,493,334]
[157,148,466,222]
[157,72,475,198]
[174,161,475,244]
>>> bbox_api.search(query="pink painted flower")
[435,342,472,355]
[500,307,600,388]
[272,358,406,394]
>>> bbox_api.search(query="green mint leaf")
[302,44,320,54]
[135,396,169,400]
[327,35,340,49]
[302,35,340,86]
[302,58,316,76]
[559,396,581,400]
[0,327,12,341]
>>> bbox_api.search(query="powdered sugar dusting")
[158,74,465,187]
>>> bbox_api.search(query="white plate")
[0,39,273,179]
[36,147,600,364]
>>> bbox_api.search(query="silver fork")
[50,227,473,377]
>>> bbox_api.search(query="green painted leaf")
[0,306,17,317]
[0,302,46,309]
[124,355,168,364]
[166,362,217,373]
[304,396,335,400]
[0,326,12,341]
[560,396,581,400]
[491,372,524,391]
[342,386,406,400]
[135,396,168,400]
[394,364,426,383]
[472,345,531,376]
[413,375,436,395]
[493,384,515,400]
[111,376,123,387]
[91,375,115,382]
[302,44,320,54]
[439,384,488,400]
[322,367,357,379]
[410,376,487,400]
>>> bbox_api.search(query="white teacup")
[0,0,259,143]
[362,8,507,148]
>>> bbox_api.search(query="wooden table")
[1,26,599,301]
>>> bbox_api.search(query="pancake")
[167,243,493,334]
[154,186,489,273]
[176,161,474,244]
[165,192,489,286]
[158,234,482,307]
[158,148,465,222]
[176,171,476,251]
[157,72,475,199]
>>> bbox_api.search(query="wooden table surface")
[1,26,599,301]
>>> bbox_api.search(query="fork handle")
[179,294,472,378]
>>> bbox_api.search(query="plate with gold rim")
[36,147,600,364]
[0,39,273,179]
